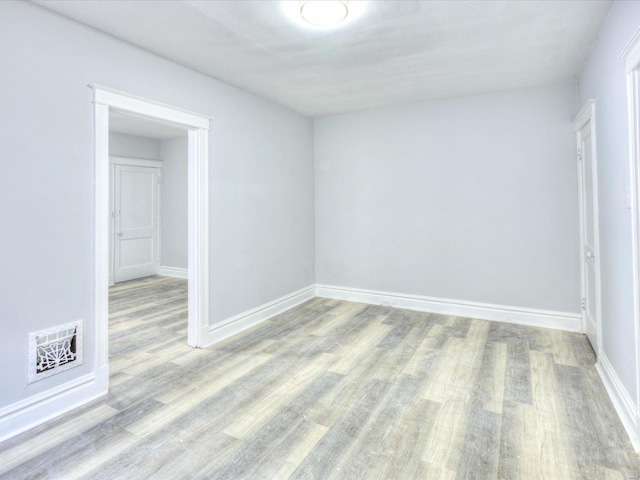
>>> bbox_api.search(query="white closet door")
[578,120,600,353]
[114,164,160,283]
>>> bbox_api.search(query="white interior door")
[114,164,160,283]
[577,115,601,353]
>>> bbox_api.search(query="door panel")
[578,120,599,352]
[120,237,155,266]
[114,165,160,283]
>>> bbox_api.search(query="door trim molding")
[574,99,596,131]
[91,85,210,397]
[574,100,603,355]
[92,84,210,128]
[625,39,640,434]
[109,156,163,168]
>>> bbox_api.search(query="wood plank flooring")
[1,275,639,479]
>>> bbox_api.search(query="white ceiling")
[37,0,612,117]
[109,111,187,139]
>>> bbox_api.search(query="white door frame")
[624,32,640,421]
[91,84,210,392]
[574,99,602,355]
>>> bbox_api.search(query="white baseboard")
[315,284,582,332]
[596,352,640,452]
[200,285,316,348]
[159,266,188,279]
[0,372,108,444]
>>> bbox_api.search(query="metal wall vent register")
[28,321,83,383]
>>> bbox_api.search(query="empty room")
[2,0,640,478]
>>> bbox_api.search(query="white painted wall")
[109,132,160,160]
[315,83,580,314]
[0,1,314,408]
[578,0,640,404]
[160,137,188,270]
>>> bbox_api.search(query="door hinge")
[577,150,582,161]
[581,297,586,309]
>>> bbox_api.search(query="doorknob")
[118,232,123,237]
[586,252,595,259]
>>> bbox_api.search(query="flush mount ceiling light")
[299,1,349,27]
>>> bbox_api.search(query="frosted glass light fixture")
[300,1,349,27]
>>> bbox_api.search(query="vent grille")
[28,321,83,383]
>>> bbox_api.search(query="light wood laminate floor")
[1,275,639,479]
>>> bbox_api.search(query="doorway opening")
[108,112,190,376]
[91,85,210,393]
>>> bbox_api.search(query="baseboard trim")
[0,372,107,444]
[201,285,316,348]
[596,352,640,452]
[315,284,582,332]
[159,266,188,279]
